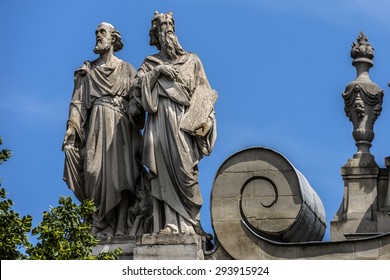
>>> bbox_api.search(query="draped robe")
[132,52,217,228]
[63,59,141,231]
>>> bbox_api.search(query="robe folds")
[133,52,217,226]
[63,59,141,230]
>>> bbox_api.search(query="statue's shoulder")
[137,54,163,73]
[74,60,91,77]
[119,59,136,72]
[117,59,136,79]
[188,52,203,65]
[188,52,199,59]
[143,54,163,65]
[178,52,201,66]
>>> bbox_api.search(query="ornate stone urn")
[342,32,384,166]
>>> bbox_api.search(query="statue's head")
[149,11,185,59]
[94,22,123,54]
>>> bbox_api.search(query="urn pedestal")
[331,32,384,241]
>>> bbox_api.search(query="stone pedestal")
[331,157,379,241]
[382,157,390,208]
[133,233,204,260]
[376,157,390,233]
[92,237,136,260]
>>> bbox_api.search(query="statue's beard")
[159,31,185,60]
[94,38,111,54]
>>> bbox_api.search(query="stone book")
[180,87,218,134]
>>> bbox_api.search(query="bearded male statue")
[63,22,143,237]
[130,12,217,238]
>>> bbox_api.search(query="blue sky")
[2,0,390,241]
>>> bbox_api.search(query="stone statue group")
[62,12,217,239]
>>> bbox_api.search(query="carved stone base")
[343,154,378,168]
[92,236,136,260]
[133,233,204,260]
[331,161,379,241]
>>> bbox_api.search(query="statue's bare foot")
[158,227,172,234]
[159,224,179,234]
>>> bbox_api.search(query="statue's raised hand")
[194,118,213,137]
[156,65,178,80]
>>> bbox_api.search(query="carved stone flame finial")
[351,32,374,62]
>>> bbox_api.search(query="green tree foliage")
[27,196,121,260]
[0,188,33,259]
[0,137,32,259]
[0,137,121,260]
[0,137,12,165]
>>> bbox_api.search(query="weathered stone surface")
[211,198,240,221]
[260,241,297,260]
[180,87,218,133]
[92,237,136,260]
[331,220,378,241]
[210,229,390,260]
[379,235,390,259]
[212,221,262,259]
[331,165,379,240]
[296,243,354,260]
[242,195,301,221]
[377,212,390,232]
[210,147,326,259]
[382,157,390,208]
[354,239,380,259]
[133,234,204,260]
[137,233,201,245]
